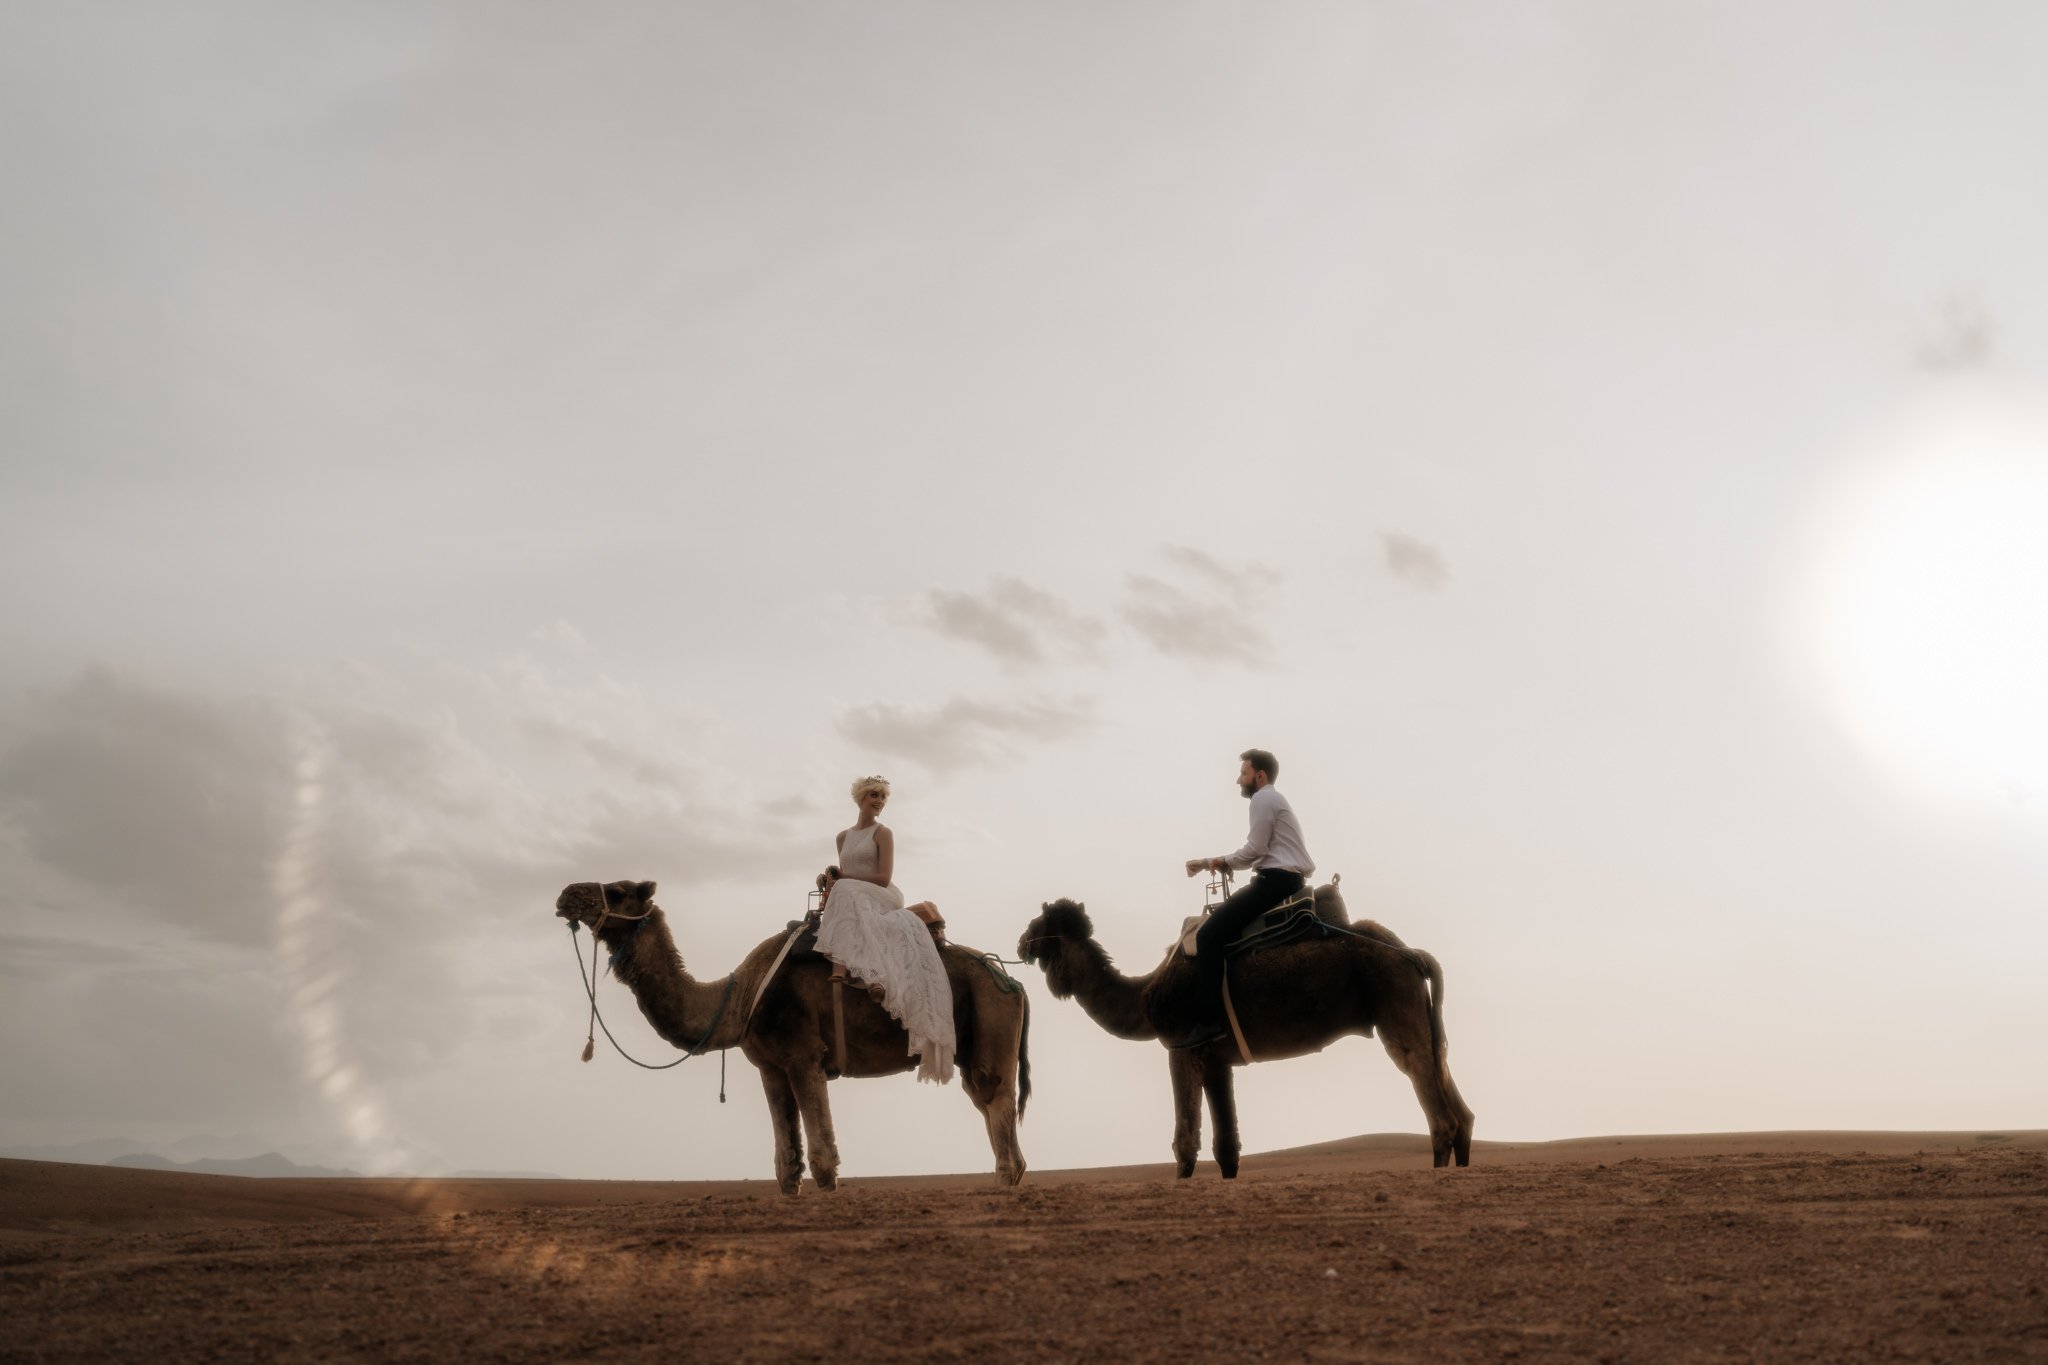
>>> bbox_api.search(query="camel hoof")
[812,1171,838,1193]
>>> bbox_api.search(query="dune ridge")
[6,1127,2041,1236]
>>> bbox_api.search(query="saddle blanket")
[1178,886,1326,959]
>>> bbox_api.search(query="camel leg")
[1443,1068,1476,1167]
[1168,1051,1203,1178]
[963,1068,1027,1188]
[957,986,1027,1188]
[1201,1051,1241,1179]
[787,1064,843,1191]
[1378,1009,1462,1168]
[759,1065,805,1196]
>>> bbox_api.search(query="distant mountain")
[158,1133,279,1163]
[0,1137,154,1165]
[107,1152,359,1178]
[1,1138,554,1181]
[0,1134,314,1167]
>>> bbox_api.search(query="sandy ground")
[4,1131,2045,1362]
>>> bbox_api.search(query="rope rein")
[970,950,1027,993]
[567,883,1030,1090]
[569,883,733,1101]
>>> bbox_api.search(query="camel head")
[1018,898,1096,960]
[554,879,659,942]
[1017,898,1099,996]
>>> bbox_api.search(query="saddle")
[1177,884,1330,959]
[906,902,946,942]
[781,919,828,963]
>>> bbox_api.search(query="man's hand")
[1185,857,1212,878]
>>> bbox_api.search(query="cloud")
[0,928,162,980]
[1158,545,1256,588]
[530,619,589,653]
[1119,546,1279,664]
[517,714,685,791]
[0,661,817,1165]
[1915,292,1994,374]
[1381,533,1450,591]
[757,793,822,820]
[836,696,1094,772]
[0,671,294,947]
[916,577,1106,667]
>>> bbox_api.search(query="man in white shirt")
[1172,748,1316,1049]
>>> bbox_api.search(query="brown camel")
[555,880,1029,1193]
[1016,884,1473,1173]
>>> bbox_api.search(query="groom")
[1172,748,1316,1049]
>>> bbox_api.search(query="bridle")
[582,880,654,937]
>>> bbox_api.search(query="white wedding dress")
[812,824,956,1084]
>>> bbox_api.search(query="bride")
[813,775,956,1084]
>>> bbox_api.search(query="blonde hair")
[850,774,891,801]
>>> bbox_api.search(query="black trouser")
[1192,869,1305,1022]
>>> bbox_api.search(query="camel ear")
[1041,901,1050,911]
[634,881,656,902]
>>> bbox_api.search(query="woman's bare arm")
[823,829,848,890]
[872,825,894,886]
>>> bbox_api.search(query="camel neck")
[1054,936,1158,1041]
[605,910,750,1054]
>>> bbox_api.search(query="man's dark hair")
[1240,748,1278,783]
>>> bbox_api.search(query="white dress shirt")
[1222,785,1315,877]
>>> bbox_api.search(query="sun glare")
[1803,399,2048,804]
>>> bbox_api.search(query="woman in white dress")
[813,776,956,1084]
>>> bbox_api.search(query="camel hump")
[1312,878,1348,926]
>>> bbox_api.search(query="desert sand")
[4,1130,2045,1361]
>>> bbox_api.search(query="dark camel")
[1016,885,1473,1173]
[556,880,1029,1193]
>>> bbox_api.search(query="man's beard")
[1239,781,1256,799]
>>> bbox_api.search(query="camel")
[1016,883,1473,1173]
[555,880,1029,1193]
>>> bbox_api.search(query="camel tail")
[1016,991,1032,1120]
[1405,947,1447,1059]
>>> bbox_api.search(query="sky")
[4,1,2047,1181]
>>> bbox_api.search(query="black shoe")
[1164,1022,1228,1050]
